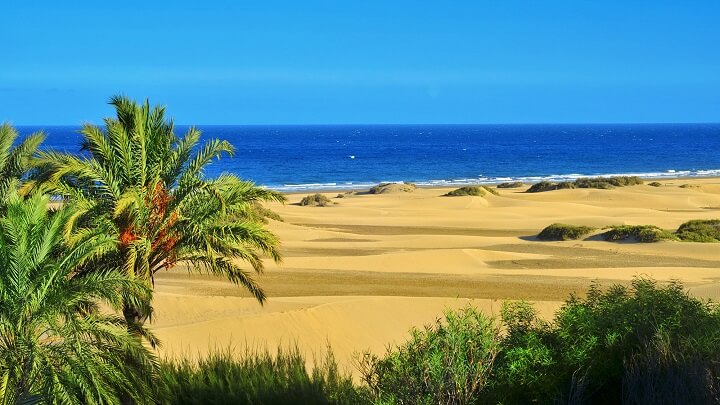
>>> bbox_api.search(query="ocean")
[16,124,720,192]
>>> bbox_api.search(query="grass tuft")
[158,346,364,405]
[648,181,662,187]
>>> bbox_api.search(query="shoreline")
[270,174,720,195]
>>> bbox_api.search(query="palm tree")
[0,123,44,209]
[31,96,285,327]
[0,191,158,404]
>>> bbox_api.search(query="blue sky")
[2,1,719,124]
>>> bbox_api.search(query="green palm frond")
[0,191,158,404]
[32,96,284,327]
[0,123,45,209]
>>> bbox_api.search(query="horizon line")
[11,121,720,127]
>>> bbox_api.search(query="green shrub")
[444,186,486,197]
[676,219,720,242]
[483,186,500,196]
[335,193,345,198]
[526,181,576,193]
[158,346,365,405]
[602,225,677,243]
[358,306,500,405]
[497,181,524,189]
[527,176,643,193]
[494,278,720,403]
[299,193,332,206]
[537,223,596,241]
[368,182,417,194]
[648,181,663,187]
[575,176,643,188]
[680,183,700,189]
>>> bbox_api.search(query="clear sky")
[2,1,719,124]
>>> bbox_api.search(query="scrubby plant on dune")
[368,182,416,194]
[602,225,678,243]
[444,186,486,197]
[0,192,158,404]
[497,181,524,188]
[574,176,643,189]
[526,181,576,193]
[675,219,720,242]
[527,176,644,193]
[0,123,44,211]
[159,346,363,405]
[29,96,285,331]
[537,223,596,241]
[648,181,663,187]
[300,193,332,206]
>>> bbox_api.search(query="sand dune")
[153,177,720,372]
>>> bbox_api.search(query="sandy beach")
[152,177,720,373]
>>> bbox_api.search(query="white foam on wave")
[271,168,720,192]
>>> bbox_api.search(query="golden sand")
[152,177,720,372]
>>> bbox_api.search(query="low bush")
[335,194,345,198]
[648,181,663,187]
[526,181,576,193]
[444,186,486,197]
[494,278,720,403]
[368,182,416,194]
[537,223,596,241]
[299,193,332,206]
[527,176,644,193]
[483,186,499,196]
[358,306,500,405]
[497,181,524,189]
[676,219,720,242]
[602,225,677,243]
[679,184,700,189]
[158,346,365,405]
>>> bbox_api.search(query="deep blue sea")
[16,124,720,192]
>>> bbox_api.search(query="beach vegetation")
[358,306,500,405]
[680,183,700,189]
[648,181,663,187]
[493,278,720,403]
[444,185,486,197]
[29,96,285,331]
[602,225,678,243]
[0,191,158,404]
[537,223,596,241]
[526,181,576,193]
[675,219,720,242]
[496,181,524,188]
[368,182,417,194]
[159,346,363,405]
[483,186,499,196]
[527,176,643,193]
[300,193,332,206]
